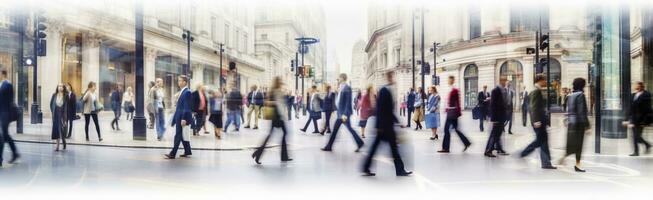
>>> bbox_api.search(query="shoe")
[319,131,325,136]
[362,171,376,176]
[437,150,450,153]
[252,154,262,165]
[574,166,586,172]
[497,151,510,156]
[397,171,413,176]
[234,129,240,132]
[204,131,210,134]
[321,148,332,152]
[542,166,557,169]
[312,131,320,134]
[463,144,471,152]
[164,154,175,159]
[629,153,639,157]
[244,125,250,129]
[362,135,366,138]
[253,127,258,130]
[281,158,293,162]
[180,154,191,158]
[484,152,496,157]
[99,138,103,142]
[508,131,513,135]
[429,137,436,140]
[355,144,364,152]
[116,128,121,131]
[300,129,307,132]
[85,138,90,141]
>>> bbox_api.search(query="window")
[261,34,268,40]
[469,5,481,39]
[224,24,230,47]
[510,6,549,32]
[463,64,479,109]
[500,60,524,110]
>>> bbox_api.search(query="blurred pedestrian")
[146,81,156,129]
[320,84,336,134]
[413,87,426,130]
[245,85,264,129]
[224,86,243,132]
[65,83,77,139]
[358,85,375,138]
[477,85,490,132]
[520,74,556,169]
[425,85,440,140]
[285,91,294,121]
[438,76,471,153]
[406,88,415,128]
[123,86,135,121]
[0,67,20,166]
[164,75,193,159]
[192,84,208,135]
[110,85,123,131]
[82,82,102,142]
[558,78,590,172]
[300,85,322,134]
[252,77,292,164]
[208,90,224,139]
[623,81,652,156]
[484,77,510,157]
[322,73,364,152]
[153,78,166,140]
[361,71,412,177]
[520,86,529,127]
[50,83,69,151]
[505,81,515,134]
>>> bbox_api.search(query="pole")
[295,52,299,92]
[411,8,416,90]
[16,11,25,133]
[420,8,425,91]
[301,43,305,116]
[433,42,437,85]
[186,30,191,77]
[219,43,223,90]
[30,10,42,124]
[132,0,146,140]
[546,31,551,123]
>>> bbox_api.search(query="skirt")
[413,107,424,122]
[209,111,223,128]
[358,119,368,128]
[425,112,440,129]
[51,106,66,140]
[565,124,586,156]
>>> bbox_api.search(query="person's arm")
[530,91,542,127]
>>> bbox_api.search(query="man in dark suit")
[164,75,194,159]
[624,81,652,156]
[362,71,412,177]
[406,88,415,128]
[110,86,122,131]
[520,74,556,169]
[477,85,490,132]
[322,73,364,152]
[505,81,515,134]
[485,77,509,157]
[520,86,529,127]
[0,67,19,166]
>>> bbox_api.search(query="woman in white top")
[123,86,135,121]
[82,82,102,142]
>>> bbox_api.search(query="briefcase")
[472,106,481,120]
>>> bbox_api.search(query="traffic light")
[309,66,315,77]
[35,13,47,56]
[421,62,430,75]
[290,60,295,72]
[229,61,236,71]
[539,34,549,51]
[298,66,304,77]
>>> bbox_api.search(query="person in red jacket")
[438,76,471,153]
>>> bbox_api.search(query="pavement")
[1,110,653,199]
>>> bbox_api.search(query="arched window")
[464,64,478,109]
[500,60,524,110]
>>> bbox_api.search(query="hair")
[366,85,374,94]
[127,86,133,92]
[534,74,546,83]
[429,85,438,94]
[339,73,348,81]
[55,83,68,95]
[148,81,155,88]
[0,67,7,77]
[324,84,331,92]
[636,81,645,89]
[572,78,586,91]
[179,75,189,83]
[448,75,455,80]
[272,76,282,89]
[86,82,96,92]
[66,83,75,94]
[251,85,257,90]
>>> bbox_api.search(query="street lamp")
[31,9,47,124]
[182,30,194,78]
[430,42,440,85]
[214,43,224,90]
[132,0,147,140]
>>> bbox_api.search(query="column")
[192,63,204,88]
[144,48,157,90]
[39,20,65,116]
[81,33,101,92]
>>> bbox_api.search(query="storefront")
[62,33,83,96]
[99,44,135,109]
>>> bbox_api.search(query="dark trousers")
[169,124,192,157]
[67,119,74,138]
[485,121,506,153]
[324,117,363,150]
[323,111,333,133]
[111,108,121,129]
[633,126,651,154]
[302,116,319,132]
[479,110,486,132]
[193,111,206,133]
[505,111,513,133]
[520,126,553,167]
[287,105,292,120]
[521,107,528,127]
[84,114,101,140]
[0,121,19,163]
[442,117,471,151]
[253,120,289,161]
[362,132,406,175]
[406,107,414,127]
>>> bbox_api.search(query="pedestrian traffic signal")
[35,14,47,56]
[309,67,315,77]
[291,60,295,72]
[298,66,304,77]
[539,34,549,51]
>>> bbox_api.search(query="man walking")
[624,81,652,156]
[0,67,19,166]
[505,81,515,134]
[245,85,263,129]
[438,76,471,153]
[406,88,415,128]
[484,77,510,157]
[520,86,529,127]
[322,73,364,152]
[477,85,490,132]
[224,86,243,132]
[520,74,556,169]
[164,75,193,159]
[362,71,412,177]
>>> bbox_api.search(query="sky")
[322,0,368,74]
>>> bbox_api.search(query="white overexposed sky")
[322,0,368,75]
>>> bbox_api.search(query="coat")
[376,85,399,133]
[0,80,14,123]
[529,86,547,125]
[627,90,653,125]
[171,87,194,127]
[490,86,509,122]
[337,84,354,117]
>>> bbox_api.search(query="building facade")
[350,39,367,91]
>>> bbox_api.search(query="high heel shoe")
[574,166,586,172]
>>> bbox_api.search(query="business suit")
[485,86,509,156]
[50,93,69,149]
[362,85,410,176]
[321,92,336,134]
[323,83,364,151]
[168,87,194,158]
[477,90,489,131]
[520,85,554,168]
[0,80,19,164]
[406,91,415,127]
[521,91,529,127]
[505,89,515,133]
[191,90,208,134]
[627,90,652,155]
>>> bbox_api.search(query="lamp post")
[411,8,416,90]
[182,30,194,77]
[430,42,440,85]
[217,43,224,90]
[420,7,425,91]
[132,0,146,140]
[30,9,47,124]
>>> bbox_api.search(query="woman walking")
[252,77,292,164]
[50,83,69,151]
[358,85,375,138]
[82,82,102,142]
[413,87,426,130]
[208,90,224,139]
[65,83,77,139]
[123,86,135,121]
[425,86,441,140]
[320,84,336,134]
[558,78,590,172]
[300,86,321,134]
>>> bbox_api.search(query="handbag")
[95,100,104,112]
[262,105,276,120]
[182,124,191,142]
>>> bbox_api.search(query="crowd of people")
[0,64,652,175]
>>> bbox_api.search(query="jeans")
[84,113,101,140]
[156,108,166,138]
[111,108,121,129]
[406,107,414,127]
[442,117,471,151]
[302,115,319,132]
[224,110,241,131]
[322,111,333,133]
[520,126,553,167]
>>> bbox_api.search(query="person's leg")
[280,122,290,160]
[479,110,484,132]
[388,135,407,175]
[362,137,382,173]
[453,118,471,147]
[311,118,319,132]
[301,116,312,131]
[520,127,541,157]
[115,109,121,130]
[538,128,553,167]
[92,114,101,140]
[2,123,18,158]
[224,112,233,131]
[253,124,275,160]
[344,118,363,148]
[254,105,261,128]
[494,123,506,152]
[0,122,6,162]
[636,126,651,148]
[522,109,527,127]
[485,123,499,154]
[84,114,91,140]
[441,119,452,151]
[407,108,412,127]
[67,119,74,138]
[508,112,513,133]
[156,109,166,138]
[235,111,241,130]
[245,105,253,127]
[61,128,67,149]
[182,139,192,156]
[324,119,342,150]
[325,111,332,133]
[169,126,182,157]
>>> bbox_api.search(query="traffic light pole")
[420,8,425,91]
[411,8,416,90]
[301,43,305,116]
[295,52,299,92]
[433,42,437,85]
[30,11,43,124]
[218,43,224,90]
